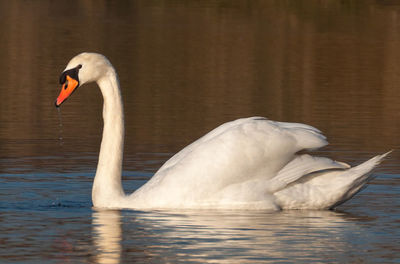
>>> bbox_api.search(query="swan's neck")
[92,70,125,207]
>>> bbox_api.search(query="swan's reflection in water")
[92,209,370,263]
[92,210,122,264]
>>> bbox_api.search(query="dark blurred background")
[0,0,399,173]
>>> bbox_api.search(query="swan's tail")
[328,151,391,208]
[274,151,391,210]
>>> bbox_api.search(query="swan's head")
[55,52,114,107]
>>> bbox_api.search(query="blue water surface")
[0,154,399,263]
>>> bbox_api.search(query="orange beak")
[55,75,79,107]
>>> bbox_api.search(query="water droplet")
[57,108,64,146]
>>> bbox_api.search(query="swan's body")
[56,53,388,210]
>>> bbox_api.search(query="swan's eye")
[64,80,69,90]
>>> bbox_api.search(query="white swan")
[55,52,389,210]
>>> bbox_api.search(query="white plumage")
[56,52,389,210]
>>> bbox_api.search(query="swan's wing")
[265,154,350,193]
[158,117,266,172]
[144,117,327,192]
[158,117,327,174]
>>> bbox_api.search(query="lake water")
[0,1,399,263]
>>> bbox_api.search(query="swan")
[55,52,389,210]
